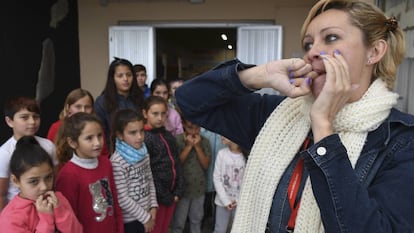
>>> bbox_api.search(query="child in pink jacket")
[0,136,82,233]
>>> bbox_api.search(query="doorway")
[155,27,237,80]
[109,24,282,87]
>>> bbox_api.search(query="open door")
[237,25,282,64]
[108,25,282,91]
[237,26,283,95]
[109,26,155,85]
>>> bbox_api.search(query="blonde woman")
[176,0,413,232]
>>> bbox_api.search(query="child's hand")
[144,216,155,232]
[35,193,53,213]
[226,201,237,210]
[174,196,180,203]
[150,207,157,220]
[193,134,201,146]
[44,191,59,208]
[184,134,194,147]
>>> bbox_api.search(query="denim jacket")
[176,59,414,233]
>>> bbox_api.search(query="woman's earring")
[367,59,372,65]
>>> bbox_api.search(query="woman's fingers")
[264,58,316,97]
[285,58,313,78]
[287,72,317,97]
[314,50,353,121]
[275,58,316,97]
[321,52,350,96]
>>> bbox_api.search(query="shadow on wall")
[0,0,81,144]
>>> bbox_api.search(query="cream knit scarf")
[230,79,398,233]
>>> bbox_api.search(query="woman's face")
[302,9,373,102]
[114,65,133,96]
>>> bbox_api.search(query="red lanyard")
[286,137,310,231]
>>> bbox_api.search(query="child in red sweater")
[55,112,124,233]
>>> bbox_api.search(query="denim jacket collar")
[362,108,414,151]
[355,108,414,184]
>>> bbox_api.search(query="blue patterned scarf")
[115,138,148,164]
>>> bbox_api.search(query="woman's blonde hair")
[301,0,405,89]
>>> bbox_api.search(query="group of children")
[0,57,247,233]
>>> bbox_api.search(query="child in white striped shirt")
[110,108,158,233]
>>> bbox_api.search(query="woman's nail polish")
[306,77,312,86]
[289,79,295,84]
[320,51,327,55]
[334,49,340,55]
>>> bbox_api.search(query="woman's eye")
[326,34,338,43]
[303,42,313,52]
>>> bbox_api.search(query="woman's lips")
[313,68,325,76]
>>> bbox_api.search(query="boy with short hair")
[171,118,211,233]
[0,96,56,211]
[133,64,151,98]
